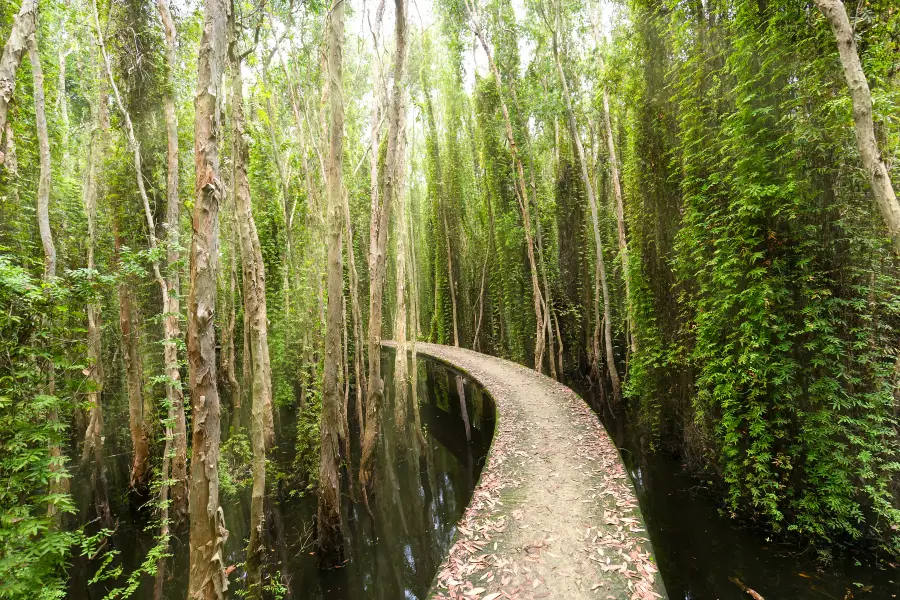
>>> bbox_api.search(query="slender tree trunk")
[343,187,367,456]
[81,86,105,468]
[0,0,37,158]
[513,73,558,378]
[472,244,488,352]
[56,47,71,167]
[30,36,53,281]
[406,181,426,452]
[80,72,113,526]
[360,0,409,489]
[442,209,459,347]
[465,0,545,372]
[187,0,231,594]
[813,0,900,252]
[222,217,241,414]
[231,49,273,598]
[598,60,635,353]
[420,65,446,346]
[552,33,620,400]
[262,66,296,328]
[94,0,186,488]
[318,0,346,569]
[117,262,151,487]
[394,93,410,444]
[156,0,189,523]
[30,32,68,516]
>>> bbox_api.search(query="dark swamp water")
[67,350,494,599]
[576,383,900,600]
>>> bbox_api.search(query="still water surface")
[576,383,899,600]
[68,351,493,599]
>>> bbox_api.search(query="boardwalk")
[397,343,667,600]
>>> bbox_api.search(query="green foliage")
[0,256,77,599]
[220,431,253,498]
[292,384,322,492]
[618,0,900,557]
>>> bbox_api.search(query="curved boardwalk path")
[401,343,667,600]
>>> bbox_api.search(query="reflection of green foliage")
[293,388,322,493]
[220,432,253,498]
[85,527,169,600]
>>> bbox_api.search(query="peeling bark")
[156,0,189,523]
[231,47,273,597]
[187,0,231,594]
[30,31,68,516]
[394,95,410,444]
[317,0,346,569]
[360,0,409,489]
[0,0,37,159]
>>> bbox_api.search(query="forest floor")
[403,342,667,600]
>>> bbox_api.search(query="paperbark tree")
[80,78,113,528]
[155,0,189,522]
[465,0,546,373]
[420,61,458,349]
[231,38,273,595]
[360,0,409,489]
[597,55,635,353]
[394,94,410,444]
[117,269,151,488]
[343,188,367,461]
[81,85,104,469]
[30,35,53,283]
[812,0,900,253]
[93,0,185,488]
[187,0,231,594]
[317,0,346,569]
[29,31,68,516]
[551,28,620,399]
[0,0,37,159]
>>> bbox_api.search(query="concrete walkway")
[401,343,667,600]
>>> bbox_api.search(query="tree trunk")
[443,209,460,347]
[30,31,68,516]
[394,86,410,444]
[343,187,367,468]
[156,0,189,524]
[0,0,37,160]
[813,0,900,253]
[598,61,635,353]
[262,65,296,329]
[94,0,188,490]
[222,216,242,417]
[465,0,545,373]
[81,85,105,468]
[117,268,151,488]
[360,0,409,490]
[472,243,488,352]
[187,0,230,594]
[30,35,54,281]
[231,49,273,598]
[56,47,71,167]
[552,33,620,400]
[318,0,346,569]
[406,178,427,452]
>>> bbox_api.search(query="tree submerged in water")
[0,0,898,595]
